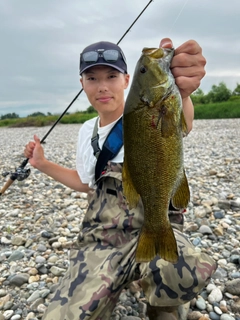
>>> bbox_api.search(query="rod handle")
[0,179,15,196]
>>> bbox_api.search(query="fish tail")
[135,223,178,263]
[135,227,156,263]
[158,221,179,263]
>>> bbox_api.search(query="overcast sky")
[0,0,239,117]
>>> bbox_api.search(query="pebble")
[9,273,30,286]
[50,266,66,276]
[196,296,207,310]
[121,317,141,320]
[214,306,223,315]
[220,315,236,320]
[188,311,204,320]
[2,311,13,320]
[0,289,7,297]
[0,120,240,319]
[7,251,24,262]
[35,256,46,264]
[225,279,240,295]
[209,311,221,320]
[11,236,26,246]
[208,288,223,304]
[199,225,213,235]
[11,316,21,320]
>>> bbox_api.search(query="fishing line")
[168,0,189,34]
[0,0,154,196]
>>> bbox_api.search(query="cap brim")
[80,63,125,75]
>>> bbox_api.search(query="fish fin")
[122,159,140,209]
[181,110,188,136]
[171,171,190,209]
[159,106,188,138]
[158,105,176,138]
[135,223,178,263]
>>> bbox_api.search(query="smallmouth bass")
[122,47,190,263]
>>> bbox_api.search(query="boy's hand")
[160,38,206,99]
[24,135,45,168]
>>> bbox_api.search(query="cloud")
[0,0,239,117]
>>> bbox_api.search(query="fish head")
[124,47,175,115]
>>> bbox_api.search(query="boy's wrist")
[35,157,48,172]
[182,96,191,103]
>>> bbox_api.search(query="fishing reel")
[2,167,31,181]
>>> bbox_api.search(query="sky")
[0,0,239,117]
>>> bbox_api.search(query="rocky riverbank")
[0,119,240,320]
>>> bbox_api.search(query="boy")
[24,38,216,320]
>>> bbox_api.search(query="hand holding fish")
[160,38,206,99]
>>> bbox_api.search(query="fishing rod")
[0,0,154,197]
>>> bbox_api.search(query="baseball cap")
[79,41,128,75]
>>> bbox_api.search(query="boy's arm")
[36,160,90,193]
[24,134,90,193]
[182,96,194,133]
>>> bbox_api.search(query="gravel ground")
[0,119,240,320]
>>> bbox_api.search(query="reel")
[2,167,31,181]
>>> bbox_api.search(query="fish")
[122,47,190,263]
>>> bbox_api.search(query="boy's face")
[80,65,130,121]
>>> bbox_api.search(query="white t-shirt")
[76,116,124,189]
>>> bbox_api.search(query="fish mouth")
[142,47,164,59]
[142,47,174,59]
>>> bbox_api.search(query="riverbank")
[0,119,240,320]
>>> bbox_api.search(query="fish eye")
[140,66,147,73]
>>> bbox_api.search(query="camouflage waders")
[42,163,217,320]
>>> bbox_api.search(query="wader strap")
[91,117,101,159]
[91,117,123,182]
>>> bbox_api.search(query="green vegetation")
[194,99,240,119]
[58,112,98,124]
[1,112,19,120]
[27,111,46,117]
[1,82,240,126]
[0,110,98,127]
[191,82,240,119]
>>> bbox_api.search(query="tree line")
[0,106,97,120]
[191,82,240,105]
[0,111,51,120]
[1,83,240,120]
